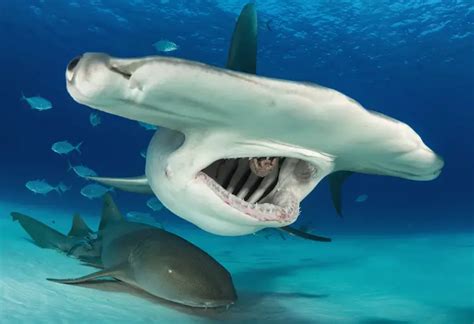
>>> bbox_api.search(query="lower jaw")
[198,172,299,223]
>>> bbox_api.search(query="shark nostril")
[67,55,82,72]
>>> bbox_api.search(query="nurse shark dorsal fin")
[67,213,93,237]
[328,171,354,217]
[47,262,128,284]
[99,193,125,231]
[226,2,257,73]
[11,212,68,250]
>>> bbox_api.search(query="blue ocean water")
[0,1,473,323]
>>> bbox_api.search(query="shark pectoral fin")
[328,171,354,217]
[87,175,153,194]
[99,193,125,230]
[11,212,68,250]
[67,213,93,237]
[280,226,332,242]
[47,263,127,284]
[226,3,257,73]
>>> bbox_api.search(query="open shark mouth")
[197,156,315,222]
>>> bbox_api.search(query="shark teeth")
[198,171,298,222]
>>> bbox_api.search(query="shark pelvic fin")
[47,262,127,284]
[11,212,68,250]
[226,2,257,73]
[87,175,153,194]
[67,213,93,237]
[99,193,125,231]
[328,171,354,217]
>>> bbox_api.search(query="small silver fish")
[355,194,369,203]
[20,93,52,111]
[140,149,147,159]
[89,112,101,127]
[126,211,153,222]
[67,162,98,178]
[138,121,158,131]
[146,197,163,212]
[80,184,113,199]
[52,141,83,155]
[26,180,70,195]
[152,40,179,52]
[126,211,163,227]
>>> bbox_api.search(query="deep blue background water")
[1,0,473,235]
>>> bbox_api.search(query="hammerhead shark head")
[11,194,237,308]
[65,3,444,236]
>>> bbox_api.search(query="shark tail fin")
[67,213,93,237]
[328,171,354,217]
[98,193,125,231]
[11,212,68,250]
[47,263,127,284]
[75,141,83,154]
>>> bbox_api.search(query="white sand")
[1,201,473,323]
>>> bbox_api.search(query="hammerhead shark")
[65,3,443,236]
[11,194,237,308]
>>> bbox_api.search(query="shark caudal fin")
[11,212,68,250]
[328,171,353,217]
[87,175,153,194]
[226,2,257,73]
[98,193,125,231]
[67,213,93,237]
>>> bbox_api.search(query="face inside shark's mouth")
[197,156,312,223]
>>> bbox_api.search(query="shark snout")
[377,145,444,181]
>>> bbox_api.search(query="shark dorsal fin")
[99,193,124,231]
[226,3,257,74]
[68,213,93,237]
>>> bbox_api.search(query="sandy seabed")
[0,201,473,324]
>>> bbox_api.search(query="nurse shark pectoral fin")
[47,263,128,284]
[66,4,443,236]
